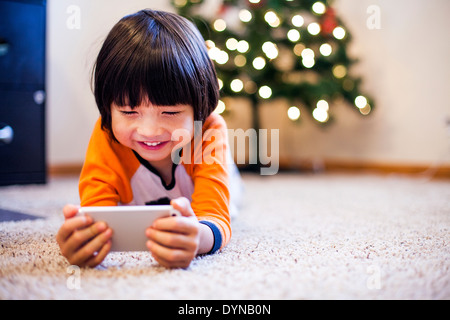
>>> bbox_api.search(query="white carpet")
[0,173,449,299]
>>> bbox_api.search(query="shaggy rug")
[0,173,449,300]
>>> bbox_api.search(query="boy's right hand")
[56,204,113,268]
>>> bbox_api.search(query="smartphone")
[78,205,180,252]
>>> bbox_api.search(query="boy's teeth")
[144,142,162,146]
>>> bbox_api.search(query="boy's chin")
[134,149,174,165]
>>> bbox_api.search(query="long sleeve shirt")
[79,113,235,253]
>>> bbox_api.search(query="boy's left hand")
[145,197,200,268]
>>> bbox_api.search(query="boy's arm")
[185,113,232,254]
[198,222,215,254]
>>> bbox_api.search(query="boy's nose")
[136,116,165,138]
[137,124,165,138]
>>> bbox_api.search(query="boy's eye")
[120,111,137,116]
[163,111,180,116]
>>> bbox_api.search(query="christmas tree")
[173,0,373,128]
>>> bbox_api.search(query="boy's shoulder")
[87,118,138,167]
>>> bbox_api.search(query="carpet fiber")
[0,173,449,299]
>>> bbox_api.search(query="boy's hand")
[145,197,202,269]
[56,204,113,268]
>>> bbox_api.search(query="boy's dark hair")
[92,9,220,139]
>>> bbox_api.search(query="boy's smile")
[138,140,170,151]
[111,102,194,167]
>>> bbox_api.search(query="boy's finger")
[147,227,196,251]
[147,240,192,268]
[170,197,195,217]
[63,204,80,220]
[64,221,107,257]
[57,215,92,243]
[150,216,197,235]
[85,240,112,268]
[71,228,112,267]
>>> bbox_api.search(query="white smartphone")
[78,205,181,252]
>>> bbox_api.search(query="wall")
[255,0,450,168]
[311,0,450,166]
[46,0,450,170]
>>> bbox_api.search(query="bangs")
[109,17,198,109]
[93,10,219,136]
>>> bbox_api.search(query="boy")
[56,9,240,269]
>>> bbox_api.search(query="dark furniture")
[0,0,47,185]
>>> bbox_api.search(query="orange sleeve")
[183,113,232,252]
[79,119,139,206]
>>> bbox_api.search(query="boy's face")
[111,102,194,166]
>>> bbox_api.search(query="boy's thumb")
[63,204,80,220]
[170,197,195,217]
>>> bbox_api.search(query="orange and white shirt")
[79,113,240,253]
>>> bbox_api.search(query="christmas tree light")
[355,95,368,109]
[307,22,321,35]
[287,29,301,42]
[215,100,226,114]
[287,106,301,120]
[239,9,252,22]
[319,43,332,56]
[312,2,327,14]
[259,85,272,99]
